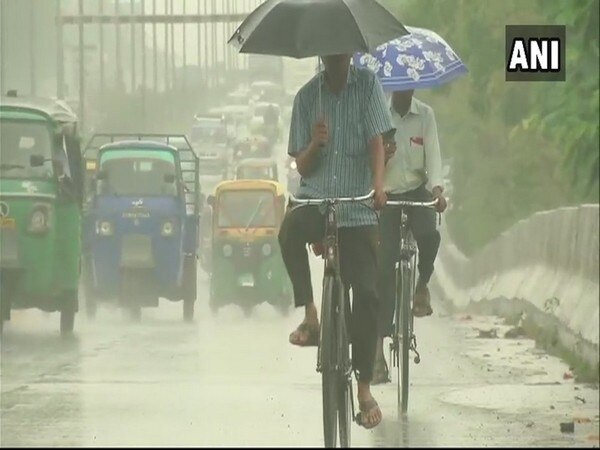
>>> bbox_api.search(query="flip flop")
[355,398,382,429]
[289,322,319,347]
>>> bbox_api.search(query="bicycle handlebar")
[385,198,439,208]
[289,190,375,206]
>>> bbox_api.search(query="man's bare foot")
[356,382,382,428]
[289,303,319,347]
[288,322,319,346]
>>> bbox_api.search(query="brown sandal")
[289,322,319,347]
[355,398,382,429]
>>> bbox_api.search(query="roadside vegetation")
[384,0,599,254]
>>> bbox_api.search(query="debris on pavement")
[563,371,574,380]
[504,326,527,339]
[574,395,586,404]
[560,422,575,433]
[573,417,592,424]
[477,328,498,339]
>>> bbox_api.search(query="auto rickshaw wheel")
[183,300,194,322]
[0,271,14,333]
[60,290,78,335]
[128,304,142,322]
[82,258,97,320]
[242,304,253,318]
[208,277,219,316]
[182,256,197,322]
[121,269,142,323]
[276,303,291,317]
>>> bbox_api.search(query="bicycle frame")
[385,198,437,415]
[288,190,374,447]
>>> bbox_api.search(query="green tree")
[381,0,599,254]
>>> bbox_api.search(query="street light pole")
[99,0,104,97]
[131,0,136,92]
[170,0,175,92]
[78,0,85,128]
[153,0,157,94]
[56,0,65,99]
[182,0,187,93]
[116,0,123,91]
[29,0,37,95]
[141,0,147,129]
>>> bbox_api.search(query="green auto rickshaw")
[0,96,84,334]
[207,179,292,317]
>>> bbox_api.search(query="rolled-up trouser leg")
[339,226,380,384]
[414,230,440,286]
[277,205,324,307]
[406,185,440,286]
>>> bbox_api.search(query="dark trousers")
[377,184,441,337]
[278,206,379,383]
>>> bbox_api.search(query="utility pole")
[131,0,136,92]
[153,0,157,94]
[182,0,187,93]
[99,0,104,97]
[164,0,169,91]
[29,0,36,95]
[203,0,209,86]
[197,0,201,72]
[116,0,123,92]
[170,0,175,92]
[78,0,84,128]
[211,0,216,87]
[56,0,64,99]
[0,1,5,94]
[141,0,147,129]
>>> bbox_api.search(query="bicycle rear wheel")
[321,275,338,448]
[394,263,402,416]
[400,259,412,414]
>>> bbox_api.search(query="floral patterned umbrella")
[353,26,468,91]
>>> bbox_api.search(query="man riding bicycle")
[373,89,448,384]
[278,54,393,429]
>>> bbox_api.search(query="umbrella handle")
[317,57,326,149]
[318,56,322,118]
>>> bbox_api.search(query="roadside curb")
[430,204,599,382]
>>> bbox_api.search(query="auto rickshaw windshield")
[0,120,54,179]
[217,190,276,228]
[191,122,227,144]
[97,150,178,197]
[237,165,275,180]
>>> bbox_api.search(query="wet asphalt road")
[1,254,599,447]
[1,141,599,447]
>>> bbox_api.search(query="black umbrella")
[228,0,409,58]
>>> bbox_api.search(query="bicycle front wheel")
[400,259,412,414]
[337,289,352,448]
[321,275,338,448]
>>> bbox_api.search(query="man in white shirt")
[373,89,447,384]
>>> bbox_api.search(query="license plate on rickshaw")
[238,273,255,288]
[0,217,16,229]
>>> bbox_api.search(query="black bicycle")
[288,190,375,448]
[385,198,438,415]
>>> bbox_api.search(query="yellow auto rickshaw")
[234,158,279,182]
[206,179,292,316]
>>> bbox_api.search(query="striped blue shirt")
[288,66,393,227]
